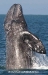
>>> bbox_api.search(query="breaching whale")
[4,4,46,70]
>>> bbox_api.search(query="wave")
[0,53,48,70]
[32,53,48,69]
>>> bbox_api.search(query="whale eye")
[41,51,43,53]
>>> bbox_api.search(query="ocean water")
[0,15,48,75]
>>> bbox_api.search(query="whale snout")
[4,4,23,24]
[12,4,22,18]
[10,4,23,19]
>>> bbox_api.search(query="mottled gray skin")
[4,4,46,70]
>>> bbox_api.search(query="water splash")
[32,53,48,69]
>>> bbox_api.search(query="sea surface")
[0,15,48,75]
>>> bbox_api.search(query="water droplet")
[42,51,43,53]
[35,47,37,50]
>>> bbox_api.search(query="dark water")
[0,15,48,75]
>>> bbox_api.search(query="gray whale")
[4,4,46,70]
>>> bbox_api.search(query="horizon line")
[0,14,48,15]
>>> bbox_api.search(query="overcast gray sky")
[0,0,48,15]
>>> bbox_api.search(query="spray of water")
[32,53,48,69]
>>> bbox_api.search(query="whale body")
[4,4,46,70]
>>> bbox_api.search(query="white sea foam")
[32,53,48,69]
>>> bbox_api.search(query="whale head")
[4,4,27,34]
